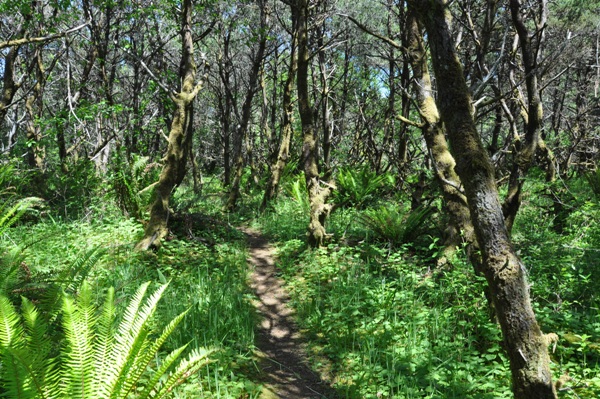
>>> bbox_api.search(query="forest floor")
[242,228,339,399]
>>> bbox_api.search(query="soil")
[242,228,339,399]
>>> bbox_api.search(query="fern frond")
[0,247,26,295]
[132,155,150,178]
[64,247,106,294]
[0,296,38,399]
[0,197,43,236]
[105,282,164,398]
[93,287,116,398]
[136,345,188,399]
[359,204,433,246]
[118,309,190,398]
[150,348,214,399]
[21,297,53,399]
[0,346,36,399]
[0,295,24,348]
[60,284,96,399]
[42,247,105,321]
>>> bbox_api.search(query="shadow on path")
[243,228,340,399]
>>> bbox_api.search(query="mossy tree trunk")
[503,0,555,232]
[404,12,477,263]
[25,48,47,171]
[408,0,557,397]
[261,10,298,211]
[295,0,333,247]
[225,0,269,211]
[136,0,203,250]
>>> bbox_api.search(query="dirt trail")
[242,228,338,399]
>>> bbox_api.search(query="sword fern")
[0,281,212,399]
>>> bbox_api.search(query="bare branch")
[338,13,406,52]
[0,21,90,50]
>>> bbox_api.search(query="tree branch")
[0,21,90,50]
[339,13,406,52]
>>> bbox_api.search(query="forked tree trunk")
[136,0,202,250]
[404,12,477,263]
[408,1,557,397]
[225,0,269,211]
[503,0,555,232]
[295,0,333,247]
[261,11,298,211]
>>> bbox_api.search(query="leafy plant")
[111,152,159,219]
[0,197,43,237]
[334,167,394,209]
[358,204,434,246]
[0,281,212,399]
[284,173,310,211]
[585,167,600,201]
[0,197,45,297]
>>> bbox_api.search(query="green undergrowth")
[1,211,262,398]
[273,240,512,398]
[255,172,600,398]
[3,166,600,398]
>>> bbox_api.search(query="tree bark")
[136,0,203,250]
[261,13,298,211]
[503,0,555,232]
[25,49,47,170]
[408,1,557,397]
[225,0,269,211]
[295,0,333,247]
[404,11,478,263]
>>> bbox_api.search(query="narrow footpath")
[242,228,338,399]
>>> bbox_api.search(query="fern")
[359,204,434,246]
[111,152,158,219]
[61,289,97,398]
[33,247,106,322]
[0,296,41,399]
[284,174,310,211]
[334,167,393,209]
[0,197,43,237]
[0,281,213,399]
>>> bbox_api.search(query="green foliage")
[0,162,29,200]
[275,242,511,398]
[358,204,434,246]
[0,281,212,399]
[111,152,160,219]
[334,167,394,208]
[511,175,600,397]
[284,173,310,212]
[585,167,600,200]
[0,197,44,237]
[45,159,104,220]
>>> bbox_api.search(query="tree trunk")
[408,1,557,397]
[317,22,333,177]
[295,0,333,247]
[136,0,202,250]
[225,0,269,211]
[261,13,298,211]
[218,27,233,186]
[25,49,46,171]
[404,11,477,263]
[503,0,555,232]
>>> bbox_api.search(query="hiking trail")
[242,228,338,399]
